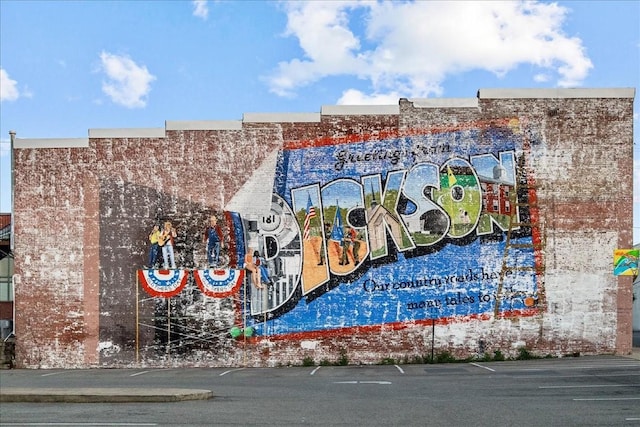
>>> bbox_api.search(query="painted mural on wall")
[613,249,639,276]
[131,118,544,358]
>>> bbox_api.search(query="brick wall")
[11,88,635,368]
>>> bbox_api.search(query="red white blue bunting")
[194,268,244,298]
[138,269,189,298]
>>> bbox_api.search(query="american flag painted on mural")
[303,194,316,240]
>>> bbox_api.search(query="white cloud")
[192,0,209,20]
[99,51,156,108]
[534,73,550,83]
[337,89,401,105]
[0,68,20,102]
[267,1,593,101]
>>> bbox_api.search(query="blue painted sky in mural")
[0,1,638,243]
[259,126,537,334]
[258,235,537,335]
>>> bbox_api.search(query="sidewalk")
[0,387,213,403]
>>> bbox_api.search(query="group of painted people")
[318,224,361,267]
[340,226,361,266]
[146,221,177,269]
[145,215,272,290]
[146,215,223,270]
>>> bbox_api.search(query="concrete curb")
[0,388,213,403]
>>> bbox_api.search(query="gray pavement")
[1,356,639,426]
[1,351,639,404]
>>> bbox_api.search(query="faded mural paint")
[13,89,633,368]
[136,118,544,358]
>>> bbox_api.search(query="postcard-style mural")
[133,118,544,356]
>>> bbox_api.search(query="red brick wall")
[12,90,635,368]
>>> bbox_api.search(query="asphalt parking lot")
[1,355,639,426]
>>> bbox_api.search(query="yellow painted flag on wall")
[447,165,457,187]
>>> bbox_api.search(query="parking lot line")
[310,366,321,375]
[40,372,65,377]
[470,363,495,372]
[219,367,245,376]
[129,370,150,377]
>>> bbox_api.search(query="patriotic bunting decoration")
[138,269,189,298]
[194,268,245,298]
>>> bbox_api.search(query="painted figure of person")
[339,226,352,266]
[253,250,272,285]
[160,221,177,269]
[349,226,361,266]
[318,222,331,266]
[244,249,264,289]
[203,215,225,267]
[338,226,360,266]
[146,224,161,269]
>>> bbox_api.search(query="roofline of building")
[13,138,89,149]
[478,87,635,99]
[12,87,636,147]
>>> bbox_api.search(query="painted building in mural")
[10,88,636,368]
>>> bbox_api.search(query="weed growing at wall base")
[302,347,557,367]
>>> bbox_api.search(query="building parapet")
[243,112,321,123]
[320,104,399,115]
[13,138,89,149]
[88,128,165,138]
[478,87,635,99]
[10,88,635,142]
[165,120,243,131]
[407,98,478,108]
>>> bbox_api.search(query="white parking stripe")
[129,370,150,377]
[394,365,405,374]
[219,367,245,376]
[310,366,321,375]
[470,363,495,372]
[40,371,65,377]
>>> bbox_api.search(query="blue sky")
[1,0,638,243]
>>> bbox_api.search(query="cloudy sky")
[1,0,638,241]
